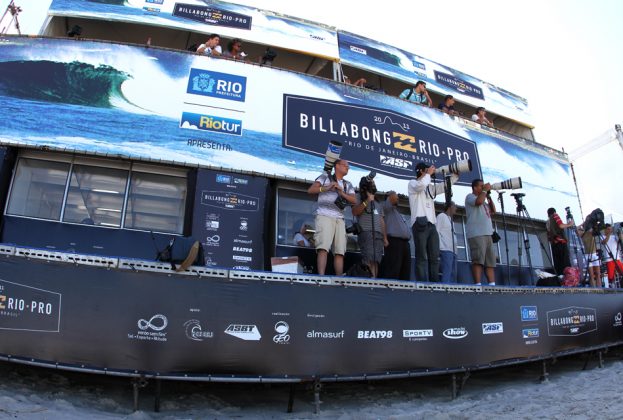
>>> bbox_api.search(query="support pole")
[287,383,295,413]
[539,360,549,383]
[451,373,457,400]
[313,379,322,414]
[154,378,162,412]
[598,350,604,368]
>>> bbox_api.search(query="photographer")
[307,159,356,275]
[601,224,623,284]
[379,191,412,280]
[546,207,574,276]
[408,162,458,282]
[577,223,601,287]
[437,201,458,283]
[465,179,496,285]
[352,174,388,278]
[292,220,314,248]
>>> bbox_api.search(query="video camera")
[584,208,605,234]
[491,177,522,191]
[358,171,377,201]
[565,206,573,222]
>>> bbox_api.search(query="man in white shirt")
[408,162,458,282]
[471,107,494,127]
[437,201,457,283]
[196,34,222,56]
[601,224,623,285]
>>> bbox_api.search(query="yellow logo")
[392,132,417,153]
[0,295,6,310]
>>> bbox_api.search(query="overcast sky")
[2,0,622,219]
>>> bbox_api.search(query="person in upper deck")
[344,75,367,87]
[196,34,222,56]
[438,95,459,116]
[222,38,247,60]
[471,107,494,127]
[399,81,432,107]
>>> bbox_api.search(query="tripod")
[511,194,554,286]
[497,192,511,283]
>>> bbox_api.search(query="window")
[125,172,187,234]
[6,158,70,220]
[495,223,551,268]
[63,165,128,227]
[6,155,187,234]
[454,215,468,261]
[276,188,358,252]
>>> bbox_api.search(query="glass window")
[6,158,70,220]
[454,215,468,261]
[124,172,187,234]
[277,188,359,251]
[63,165,128,227]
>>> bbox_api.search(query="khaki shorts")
[314,215,347,255]
[468,235,496,268]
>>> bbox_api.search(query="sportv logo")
[403,329,433,338]
[442,327,468,339]
[187,68,247,102]
[224,324,261,341]
[379,155,413,170]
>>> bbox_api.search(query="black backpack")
[345,263,373,278]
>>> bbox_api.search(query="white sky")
[2,0,622,220]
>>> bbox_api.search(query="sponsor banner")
[0,279,61,332]
[337,30,532,126]
[191,169,267,270]
[48,0,339,59]
[173,3,252,30]
[283,95,481,185]
[434,71,484,100]
[547,307,597,336]
[0,37,578,218]
[0,258,623,378]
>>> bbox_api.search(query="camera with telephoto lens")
[334,187,349,210]
[491,177,522,191]
[434,159,472,176]
[358,171,377,201]
[584,208,605,234]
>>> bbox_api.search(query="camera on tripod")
[358,171,377,201]
[584,208,605,235]
[565,206,573,222]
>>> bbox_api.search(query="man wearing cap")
[379,191,412,280]
[408,163,458,282]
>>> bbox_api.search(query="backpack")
[345,263,373,278]
[157,237,205,272]
[562,267,581,287]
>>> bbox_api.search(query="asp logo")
[224,324,261,341]
[187,68,247,102]
[482,322,504,335]
[379,155,413,170]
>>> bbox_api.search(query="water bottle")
[603,272,609,288]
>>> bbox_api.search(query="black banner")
[1,256,623,379]
[191,169,267,270]
[173,3,252,30]
[283,95,481,186]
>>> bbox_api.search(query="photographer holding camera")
[465,179,497,285]
[546,207,574,276]
[352,172,388,278]
[307,159,356,275]
[409,162,458,282]
[601,224,623,285]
